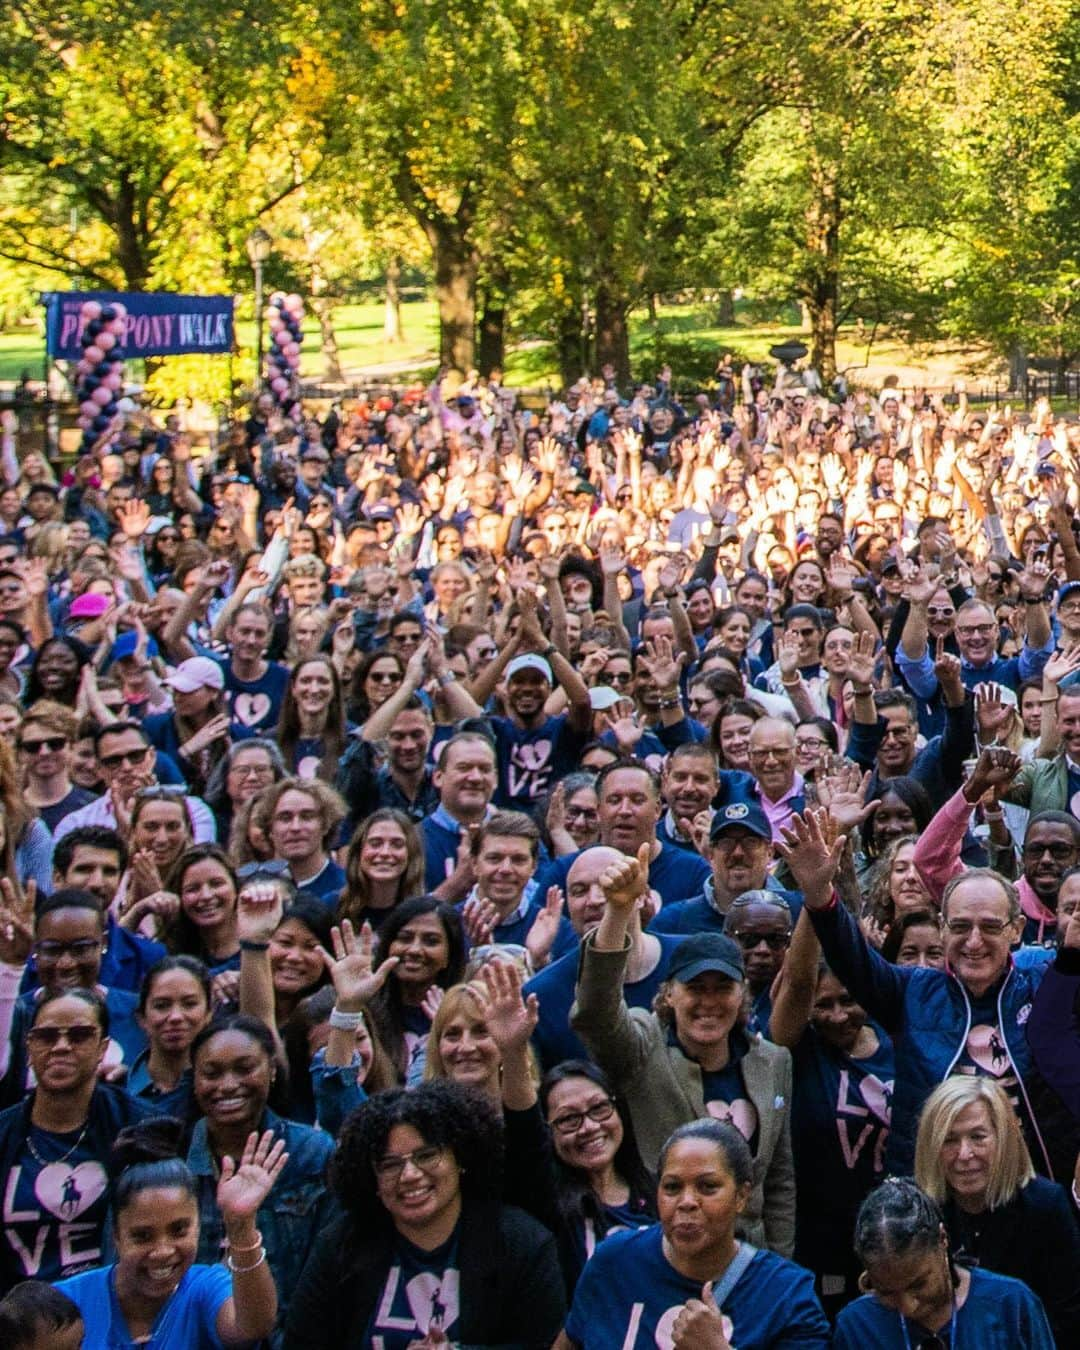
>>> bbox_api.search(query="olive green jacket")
[570,933,796,1257]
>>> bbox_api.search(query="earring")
[857,1271,871,1293]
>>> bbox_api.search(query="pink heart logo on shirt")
[34,1160,107,1221]
[296,754,321,780]
[514,741,552,772]
[234,692,272,726]
[966,1024,1010,1077]
[706,1097,758,1140]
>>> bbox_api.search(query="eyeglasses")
[237,860,291,881]
[19,736,67,754]
[566,806,599,820]
[604,671,634,685]
[374,1144,447,1180]
[549,1099,617,1135]
[33,939,101,961]
[956,624,996,637]
[26,1024,101,1048]
[748,747,793,761]
[943,918,1012,937]
[926,607,955,618]
[1021,842,1076,861]
[230,762,274,779]
[98,746,151,769]
[730,931,790,951]
[133,786,187,802]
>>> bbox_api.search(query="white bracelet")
[329,1006,364,1031]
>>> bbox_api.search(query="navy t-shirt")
[220,658,290,734]
[698,1031,759,1150]
[534,843,710,910]
[566,1226,830,1349]
[489,714,589,810]
[834,1266,1054,1349]
[365,1230,461,1349]
[791,1023,894,1279]
[526,933,682,1071]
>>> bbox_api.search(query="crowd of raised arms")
[3,357,1080,1347]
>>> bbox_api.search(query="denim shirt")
[310,1048,367,1138]
[187,1107,338,1334]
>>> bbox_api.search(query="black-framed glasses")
[374,1144,447,1180]
[19,736,68,754]
[26,1024,100,1048]
[237,860,291,881]
[1022,842,1075,862]
[549,1100,617,1135]
[730,931,791,951]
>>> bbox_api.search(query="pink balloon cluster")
[75,299,128,450]
[265,291,304,419]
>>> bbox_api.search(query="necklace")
[26,1120,89,1167]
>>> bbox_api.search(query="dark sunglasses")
[98,747,150,769]
[19,736,68,754]
[237,860,291,881]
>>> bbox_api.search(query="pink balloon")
[284,342,299,358]
[266,305,281,318]
[97,332,116,352]
[285,292,303,310]
[80,400,98,418]
[273,329,288,346]
[104,372,123,392]
[109,317,127,337]
[91,387,112,407]
[267,317,283,333]
[270,292,285,306]
[271,377,288,395]
[77,415,91,430]
[286,353,300,369]
[81,301,102,320]
[111,302,127,319]
[84,344,104,364]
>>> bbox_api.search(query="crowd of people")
[0,357,1079,1345]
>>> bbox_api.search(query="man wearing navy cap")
[651,799,801,936]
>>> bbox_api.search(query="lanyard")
[899,1297,957,1350]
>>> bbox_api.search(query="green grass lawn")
[1,296,990,393]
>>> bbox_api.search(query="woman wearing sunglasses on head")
[835,1178,1054,1349]
[0,989,158,1295]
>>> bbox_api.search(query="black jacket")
[945,1176,1080,1344]
[282,1201,566,1349]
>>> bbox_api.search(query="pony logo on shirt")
[233,692,272,727]
[705,1098,757,1141]
[506,739,553,802]
[966,1024,1010,1076]
[35,1162,107,1221]
[3,1158,108,1277]
[371,1264,460,1346]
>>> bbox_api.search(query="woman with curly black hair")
[283,1079,566,1348]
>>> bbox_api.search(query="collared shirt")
[52,791,216,844]
[759,773,805,843]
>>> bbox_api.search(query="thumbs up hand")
[671,1280,734,1348]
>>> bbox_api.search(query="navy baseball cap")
[709,799,772,845]
[1058,581,1080,605]
[668,933,745,985]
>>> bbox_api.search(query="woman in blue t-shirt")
[835,1178,1054,1349]
[54,1117,284,1348]
[555,1119,829,1349]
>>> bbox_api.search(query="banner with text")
[43,291,234,359]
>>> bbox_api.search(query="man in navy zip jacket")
[782,810,1054,1176]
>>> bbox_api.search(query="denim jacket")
[187,1107,338,1335]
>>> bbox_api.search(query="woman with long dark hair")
[337,807,424,932]
[276,654,349,782]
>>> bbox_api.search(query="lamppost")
[245,227,272,391]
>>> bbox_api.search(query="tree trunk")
[803,140,840,386]
[716,289,736,325]
[314,298,343,383]
[384,256,403,345]
[113,173,149,289]
[477,294,506,378]
[594,280,631,388]
[1008,343,1027,393]
[647,293,658,322]
[557,303,587,387]
[425,222,477,374]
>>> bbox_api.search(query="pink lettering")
[3,1167,37,1223]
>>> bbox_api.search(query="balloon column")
[75,300,128,452]
[265,291,304,419]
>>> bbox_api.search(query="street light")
[245,227,273,392]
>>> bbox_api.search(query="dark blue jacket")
[807,900,1052,1174]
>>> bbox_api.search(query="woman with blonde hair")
[864,834,935,939]
[914,1076,1080,1342]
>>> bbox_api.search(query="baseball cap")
[1059,581,1080,605]
[709,799,772,845]
[506,654,553,683]
[165,657,225,693]
[109,631,159,664]
[667,932,745,985]
[588,685,622,711]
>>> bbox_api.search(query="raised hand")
[1043,641,1080,688]
[179,713,231,758]
[815,759,876,833]
[1017,559,1051,603]
[828,555,857,600]
[775,808,846,906]
[322,919,400,1008]
[461,895,499,947]
[217,1129,289,1226]
[199,558,233,592]
[932,635,963,694]
[846,630,877,688]
[117,498,151,539]
[974,682,1012,742]
[964,746,1023,801]
[524,886,565,970]
[603,710,644,755]
[236,882,284,946]
[671,1280,733,1349]
[599,542,626,577]
[902,563,938,607]
[599,842,651,911]
[777,627,801,680]
[0,877,35,965]
[476,958,539,1053]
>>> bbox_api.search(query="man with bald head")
[524,844,681,1070]
[748,717,805,842]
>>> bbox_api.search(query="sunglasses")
[98,747,151,769]
[237,859,291,881]
[19,736,68,754]
[26,1024,101,1048]
[730,931,791,951]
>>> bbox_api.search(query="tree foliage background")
[3,0,1079,385]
